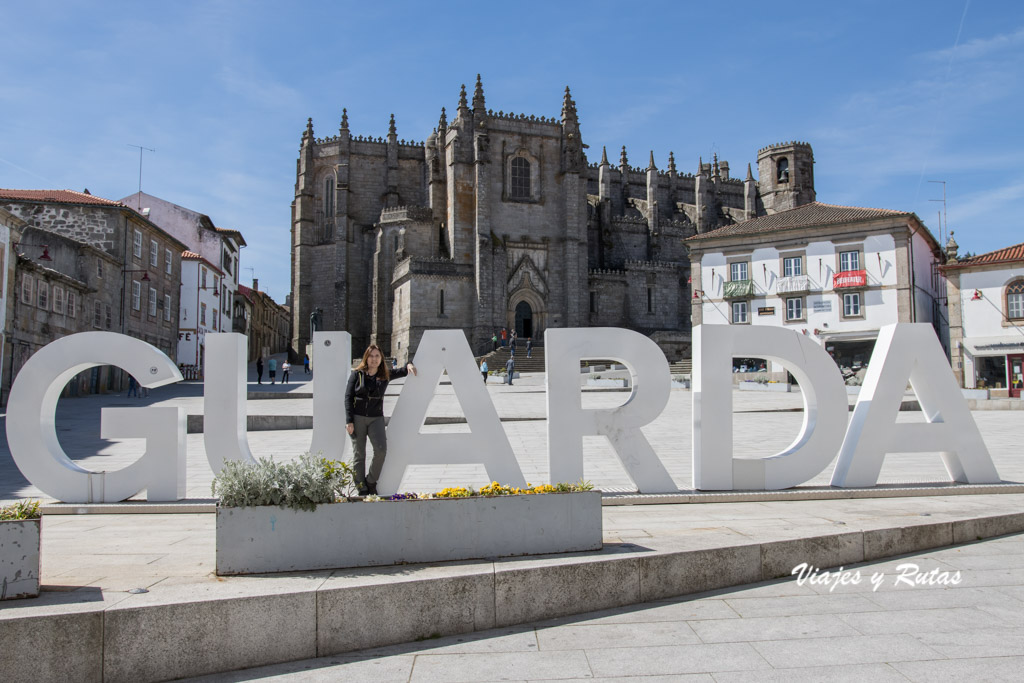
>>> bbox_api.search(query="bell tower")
[756,141,815,214]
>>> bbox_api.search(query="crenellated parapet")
[379,205,433,224]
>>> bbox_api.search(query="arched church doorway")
[515,301,533,339]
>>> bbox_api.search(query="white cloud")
[920,25,1024,62]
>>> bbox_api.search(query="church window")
[647,288,653,313]
[323,177,334,217]
[439,289,445,316]
[776,158,789,183]
[394,234,399,253]
[511,156,531,199]
[589,291,596,313]
[1007,280,1024,319]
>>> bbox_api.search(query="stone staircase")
[669,359,692,376]
[478,344,546,373]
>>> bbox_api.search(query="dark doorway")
[515,301,533,338]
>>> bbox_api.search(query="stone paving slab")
[177,532,1024,682]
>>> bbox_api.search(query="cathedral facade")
[290,76,815,361]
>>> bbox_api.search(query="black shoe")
[366,482,378,496]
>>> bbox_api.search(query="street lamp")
[13,242,52,261]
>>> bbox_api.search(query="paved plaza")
[2,365,1023,681]
[187,531,1024,682]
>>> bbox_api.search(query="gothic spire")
[600,146,608,165]
[667,151,677,175]
[458,83,468,111]
[340,108,348,130]
[698,156,704,176]
[620,145,629,168]
[712,153,720,177]
[472,74,485,111]
[648,151,656,171]
[561,85,577,122]
[388,113,397,137]
[303,117,314,144]
[439,106,447,129]
[745,162,754,181]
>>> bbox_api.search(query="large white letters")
[5,332,185,502]
[203,333,255,472]
[307,331,352,462]
[831,324,1001,487]
[692,324,848,490]
[546,327,676,493]
[378,330,526,495]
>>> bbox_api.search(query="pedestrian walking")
[505,356,515,385]
[501,327,508,347]
[345,345,418,496]
[510,332,517,351]
[526,338,532,358]
[480,359,488,383]
[281,360,291,384]
[268,358,277,384]
[304,354,310,375]
[510,343,515,358]
[127,375,139,398]
[256,357,264,384]
[491,333,498,351]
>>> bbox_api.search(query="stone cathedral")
[290,76,815,361]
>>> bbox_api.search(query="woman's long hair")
[354,344,390,380]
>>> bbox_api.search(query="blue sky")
[2,0,1021,302]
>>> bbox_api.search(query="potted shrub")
[1,499,41,600]
[213,454,602,575]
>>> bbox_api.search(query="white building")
[120,192,246,373]
[686,202,945,377]
[941,238,1024,397]
[177,251,225,377]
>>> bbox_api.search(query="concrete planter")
[586,378,629,387]
[738,381,791,392]
[216,491,603,575]
[0,518,40,600]
[487,372,520,384]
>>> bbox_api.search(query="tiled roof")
[214,227,247,246]
[182,250,202,260]
[0,188,124,206]
[686,202,910,241]
[950,241,1024,268]
[236,284,255,302]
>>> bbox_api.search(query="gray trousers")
[350,414,387,487]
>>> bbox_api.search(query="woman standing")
[345,345,417,496]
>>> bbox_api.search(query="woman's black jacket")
[344,367,409,423]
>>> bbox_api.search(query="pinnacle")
[458,84,468,109]
[600,146,608,165]
[620,146,628,167]
[340,108,348,129]
[389,113,396,137]
[473,74,485,110]
[439,106,447,128]
[746,163,754,181]
[667,151,676,174]
[648,151,656,171]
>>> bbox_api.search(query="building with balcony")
[941,237,1024,397]
[687,202,946,377]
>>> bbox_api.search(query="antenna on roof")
[928,180,947,245]
[126,144,155,210]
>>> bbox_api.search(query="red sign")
[833,270,866,288]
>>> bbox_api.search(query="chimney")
[252,278,259,291]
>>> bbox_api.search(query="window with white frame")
[213,309,219,331]
[839,250,860,272]
[132,280,141,310]
[1007,280,1024,319]
[201,267,207,289]
[786,297,803,321]
[843,292,862,316]
[21,275,33,305]
[730,262,748,281]
[133,229,143,258]
[783,256,803,277]
[150,239,158,267]
[201,302,207,325]
[53,286,65,314]
[68,291,77,318]
[165,248,172,274]
[37,281,48,309]
[97,259,103,278]
[164,294,172,321]
[732,301,749,324]
[149,287,157,316]
[93,301,102,327]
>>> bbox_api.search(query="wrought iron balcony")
[723,279,754,298]
[833,270,867,289]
